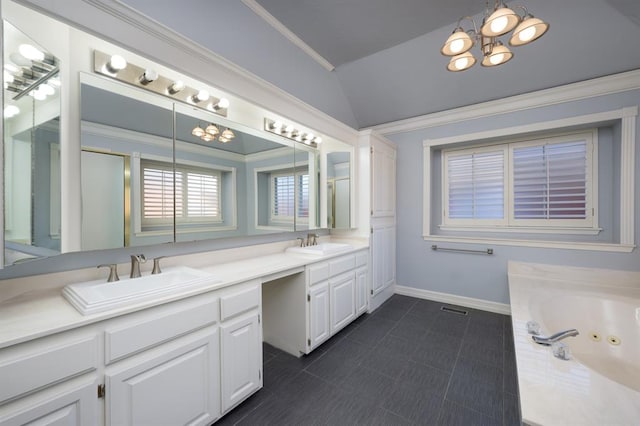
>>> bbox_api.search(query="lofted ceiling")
[121,0,640,129]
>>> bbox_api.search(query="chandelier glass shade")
[192,123,235,143]
[441,1,548,72]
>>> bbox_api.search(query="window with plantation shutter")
[141,160,221,227]
[442,130,596,231]
[446,149,505,223]
[271,171,309,222]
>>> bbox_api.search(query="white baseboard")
[395,285,511,315]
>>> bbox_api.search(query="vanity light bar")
[264,118,322,148]
[93,50,228,118]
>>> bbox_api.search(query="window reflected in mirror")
[326,151,351,229]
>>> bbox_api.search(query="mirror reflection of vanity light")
[3,105,20,118]
[18,43,44,61]
[210,97,229,111]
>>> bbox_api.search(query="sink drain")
[590,332,601,342]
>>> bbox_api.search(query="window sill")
[439,225,602,236]
[424,234,634,253]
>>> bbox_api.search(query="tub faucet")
[130,254,146,278]
[532,329,579,346]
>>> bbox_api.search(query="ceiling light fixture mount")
[93,50,229,117]
[441,0,548,72]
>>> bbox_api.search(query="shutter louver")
[448,151,504,219]
[273,175,295,218]
[513,141,587,220]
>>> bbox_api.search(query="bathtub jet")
[532,328,579,346]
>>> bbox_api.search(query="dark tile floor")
[215,295,521,425]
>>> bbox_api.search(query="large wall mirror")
[1,0,353,271]
[3,20,61,266]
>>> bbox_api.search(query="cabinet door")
[221,314,261,413]
[308,282,330,350]
[330,273,355,334]
[372,224,396,296]
[106,330,220,426]
[0,380,96,426]
[355,266,368,315]
[371,142,396,218]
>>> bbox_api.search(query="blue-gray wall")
[387,89,640,305]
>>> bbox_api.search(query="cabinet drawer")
[220,284,260,322]
[0,334,98,404]
[355,251,368,268]
[308,263,329,286]
[105,297,219,364]
[329,255,355,277]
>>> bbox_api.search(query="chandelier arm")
[512,5,530,19]
[456,16,478,35]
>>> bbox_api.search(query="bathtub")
[508,261,640,425]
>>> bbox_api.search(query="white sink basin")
[63,266,220,315]
[285,242,353,256]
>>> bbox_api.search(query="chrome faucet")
[130,254,146,278]
[532,329,579,346]
[306,233,319,246]
[98,264,119,282]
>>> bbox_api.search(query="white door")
[221,314,261,413]
[308,281,330,350]
[355,266,368,315]
[330,272,355,334]
[371,143,396,218]
[372,224,396,296]
[81,151,125,250]
[106,331,220,426]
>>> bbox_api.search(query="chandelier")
[441,0,549,72]
[192,123,236,143]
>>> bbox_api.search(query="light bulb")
[216,98,230,109]
[4,63,19,73]
[490,16,508,34]
[221,128,235,140]
[33,90,47,101]
[314,137,322,144]
[201,134,214,142]
[285,124,295,133]
[205,124,220,136]
[19,44,45,61]
[39,83,55,95]
[49,78,61,87]
[450,39,464,54]
[271,121,283,132]
[218,136,229,143]
[455,56,469,70]
[490,53,504,65]
[192,126,205,137]
[3,70,14,84]
[168,80,184,94]
[519,26,536,42]
[193,90,209,103]
[106,55,127,73]
[4,105,20,118]
[139,69,158,85]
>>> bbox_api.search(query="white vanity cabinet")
[304,249,367,353]
[0,279,262,426]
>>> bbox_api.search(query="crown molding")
[240,0,335,72]
[372,69,640,135]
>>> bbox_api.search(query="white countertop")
[508,262,640,426]
[0,242,368,349]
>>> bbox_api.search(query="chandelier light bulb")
[192,125,205,137]
[221,128,235,140]
[482,42,513,67]
[481,6,519,37]
[205,123,220,137]
[201,134,215,142]
[509,15,549,46]
[441,28,474,56]
[447,51,476,72]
